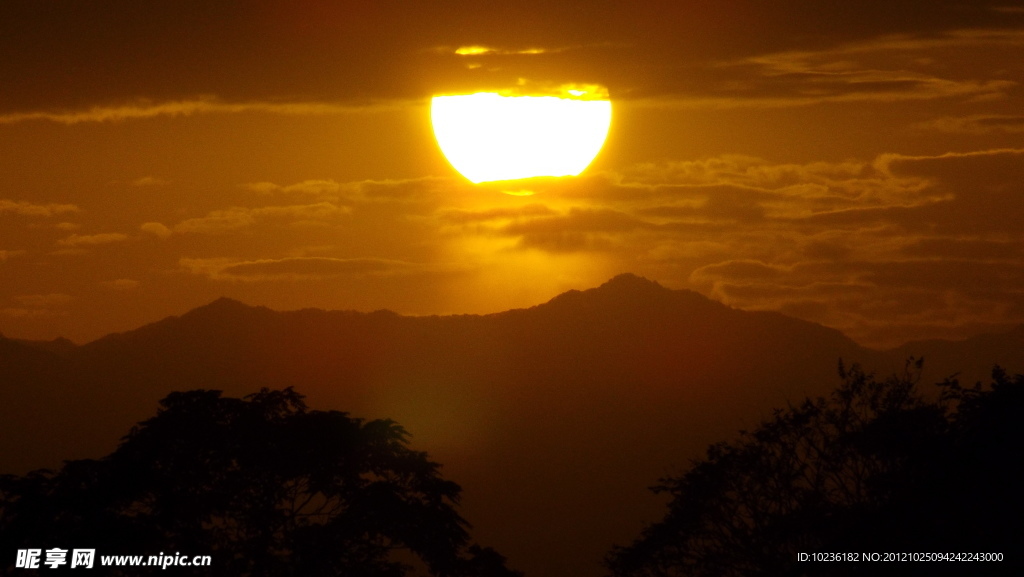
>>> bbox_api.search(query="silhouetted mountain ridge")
[890,323,1024,387]
[1,274,1020,577]
[530,273,714,314]
[1,332,77,354]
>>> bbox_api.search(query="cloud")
[691,260,786,282]
[341,176,465,203]
[58,233,129,246]
[439,204,558,224]
[180,256,448,282]
[503,207,650,233]
[75,143,1011,348]
[0,98,383,126]
[131,176,170,186]
[243,182,282,195]
[174,210,259,234]
[173,203,350,234]
[899,237,1024,261]
[688,257,1024,348]
[3,145,1014,348]
[876,147,1024,171]
[633,28,1023,109]
[374,153,963,265]
[453,45,551,56]
[422,148,1024,347]
[7,293,75,319]
[4,1,1018,117]
[916,115,1024,134]
[866,148,1024,233]
[617,155,940,211]
[140,222,173,238]
[669,76,1014,110]
[1,144,1011,348]
[0,199,79,217]
[242,180,343,198]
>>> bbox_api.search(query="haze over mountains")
[2,274,1021,577]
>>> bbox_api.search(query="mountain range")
[2,274,1021,577]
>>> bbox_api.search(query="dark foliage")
[0,388,519,577]
[606,360,1024,577]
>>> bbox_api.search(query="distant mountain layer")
[2,274,1020,577]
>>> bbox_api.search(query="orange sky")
[2,0,1023,347]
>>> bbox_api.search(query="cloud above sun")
[2,1,1020,120]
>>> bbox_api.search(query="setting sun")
[431,91,612,183]
[5,4,1024,577]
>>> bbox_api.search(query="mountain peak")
[155,297,268,329]
[541,273,704,313]
[182,297,258,318]
[205,296,250,309]
[596,273,667,293]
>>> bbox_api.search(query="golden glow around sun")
[431,90,612,184]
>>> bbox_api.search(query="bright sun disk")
[431,92,612,184]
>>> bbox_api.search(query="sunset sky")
[2,0,1023,347]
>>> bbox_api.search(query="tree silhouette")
[0,388,519,577]
[606,360,1024,577]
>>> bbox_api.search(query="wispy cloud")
[58,233,129,247]
[638,28,1023,108]
[140,222,173,239]
[130,176,170,187]
[0,199,79,217]
[13,146,1016,347]
[380,148,1021,346]
[439,204,558,224]
[179,256,453,282]
[242,180,343,197]
[173,203,351,234]
[648,148,1024,346]
[916,114,1024,134]
[0,98,387,126]
[453,45,551,56]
